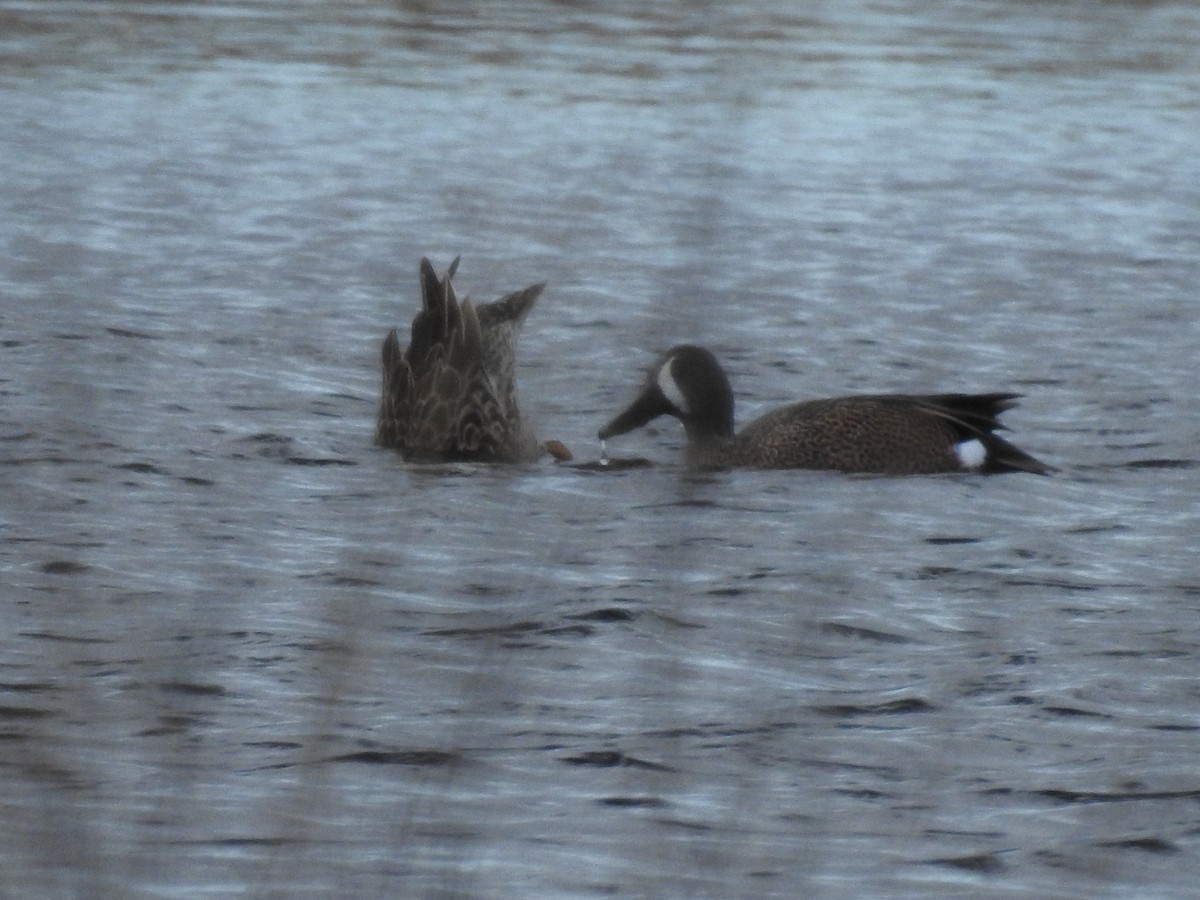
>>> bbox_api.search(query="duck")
[375,256,561,463]
[598,344,1050,475]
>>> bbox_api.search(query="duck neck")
[681,417,735,444]
[683,430,737,471]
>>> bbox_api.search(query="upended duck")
[598,345,1049,475]
[376,257,560,462]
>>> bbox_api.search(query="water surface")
[2,1,1199,897]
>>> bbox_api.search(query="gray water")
[2,1,1199,897]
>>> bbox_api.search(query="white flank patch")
[955,438,987,470]
[657,358,689,414]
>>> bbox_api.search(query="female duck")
[598,345,1049,475]
[376,257,548,462]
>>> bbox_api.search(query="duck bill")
[599,386,670,440]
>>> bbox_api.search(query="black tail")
[979,432,1053,475]
[921,393,1052,475]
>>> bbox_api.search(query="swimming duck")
[375,257,552,462]
[598,345,1049,475]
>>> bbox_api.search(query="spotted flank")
[598,345,1050,475]
[374,257,548,463]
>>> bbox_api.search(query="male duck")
[376,257,554,462]
[598,345,1049,475]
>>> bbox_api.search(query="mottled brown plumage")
[599,345,1050,475]
[375,257,545,462]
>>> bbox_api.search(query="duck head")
[599,344,735,443]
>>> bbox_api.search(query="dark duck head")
[599,345,735,444]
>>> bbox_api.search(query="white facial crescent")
[657,357,689,414]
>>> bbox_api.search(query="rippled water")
[3,1,1199,897]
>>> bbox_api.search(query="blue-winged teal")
[376,257,560,463]
[598,345,1049,474]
